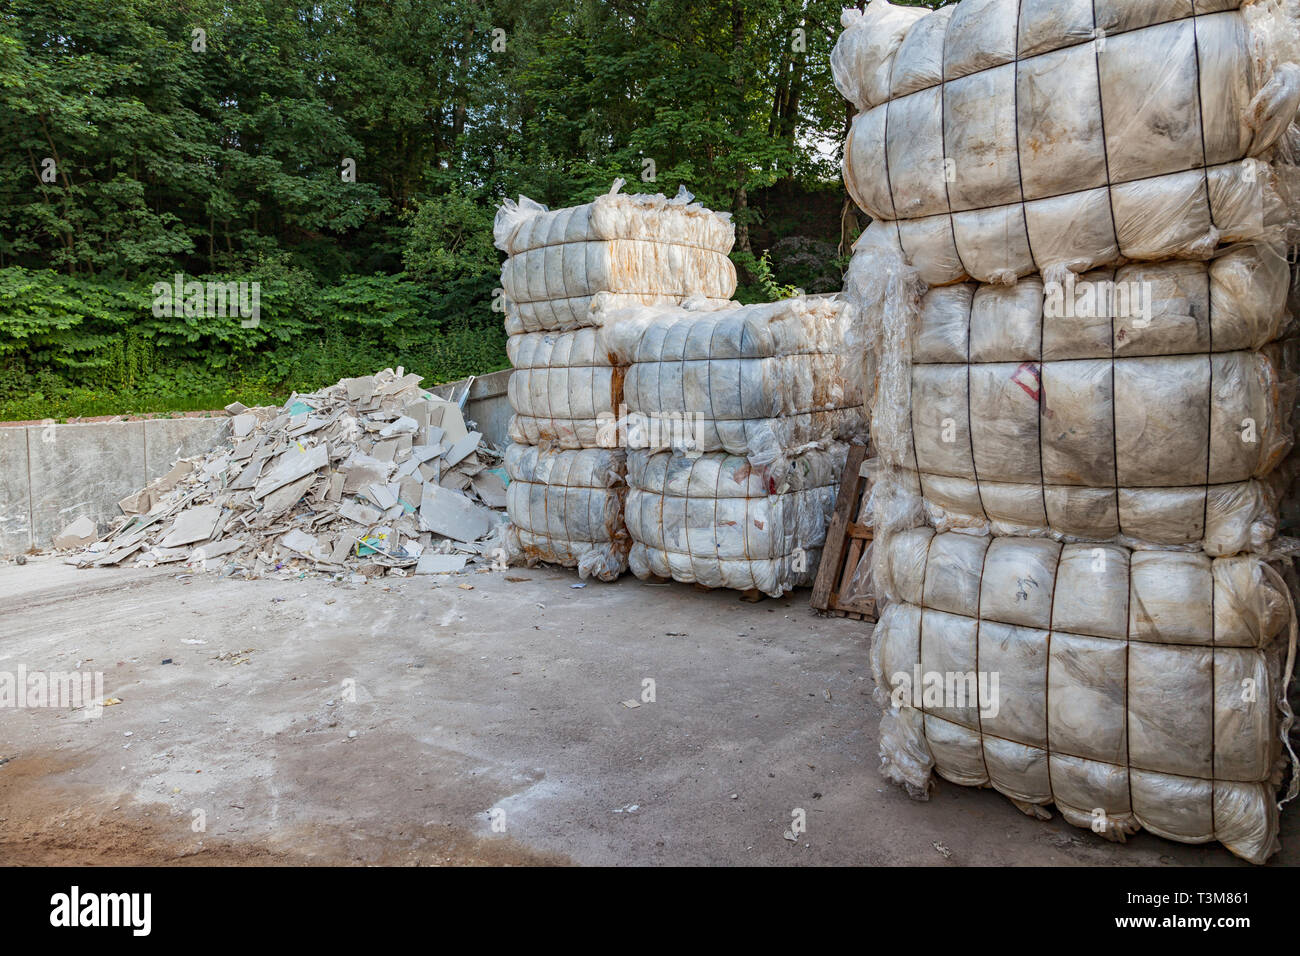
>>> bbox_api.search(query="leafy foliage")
[0,0,867,417]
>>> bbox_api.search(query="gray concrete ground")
[0,555,1293,866]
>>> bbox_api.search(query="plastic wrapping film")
[495,181,738,334]
[833,0,1300,284]
[504,291,737,338]
[503,443,629,581]
[601,294,868,470]
[868,527,1299,863]
[506,327,621,448]
[625,443,847,597]
[906,246,1296,553]
[843,228,928,611]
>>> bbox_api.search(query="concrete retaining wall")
[0,369,513,554]
[0,417,231,555]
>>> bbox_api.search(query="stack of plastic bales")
[494,182,738,580]
[601,295,866,596]
[834,0,1300,861]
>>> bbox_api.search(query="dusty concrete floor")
[0,555,1294,866]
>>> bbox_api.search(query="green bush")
[0,266,507,420]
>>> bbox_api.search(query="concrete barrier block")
[144,417,231,480]
[0,427,32,555]
[27,421,147,548]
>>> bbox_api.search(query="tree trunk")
[731,2,751,254]
[734,186,751,254]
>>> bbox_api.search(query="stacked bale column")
[601,296,867,597]
[494,186,737,580]
[834,0,1300,861]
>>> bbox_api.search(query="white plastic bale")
[904,247,1294,552]
[600,295,867,468]
[833,0,1300,284]
[500,240,737,332]
[868,529,1298,863]
[495,184,738,334]
[624,444,846,597]
[506,328,620,448]
[503,444,629,581]
[504,291,736,338]
[495,185,736,256]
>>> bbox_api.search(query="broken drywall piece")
[53,515,98,550]
[258,473,315,520]
[198,456,230,484]
[280,529,318,556]
[409,443,444,464]
[471,471,508,509]
[341,454,392,494]
[454,455,485,478]
[394,457,422,479]
[378,372,423,397]
[289,414,333,439]
[440,471,473,492]
[342,376,377,401]
[160,505,223,548]
[231,413,258,438]
[338,499,383,526]
[142,546,191,564]
[228,452,268,491]
[419,483,495,542]
[329,534,357,564]
[397,476,423,513]
[415,553,469,574]
[230,437,260,461]
[189,537,246,561]
[444,431,483,467]
[252,443,329,499]
[380,416,419,438]
[431,400,469,444]
[365,483,399,510]
[95,540,145,566]
[155,460,195,493]
[118,489,151,516]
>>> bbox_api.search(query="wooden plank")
[835,535,865,603]
[846,521,873,541]
[810,444,868,612]
[834,460,878,616]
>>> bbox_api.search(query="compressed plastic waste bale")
[504,443,629,580]
[868,527,1298,864]
[495,182,737,334]
[625,443,846,597]
[833,0,1300,284]
[506,327,620,448]
[845,231,1296,556]
[904,246,1295,552]
[601,294,867,467]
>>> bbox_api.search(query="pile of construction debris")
[66,369,509,581]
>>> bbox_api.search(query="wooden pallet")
[810,443,876,622]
